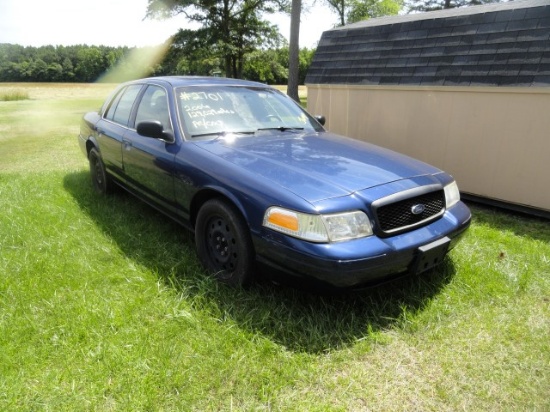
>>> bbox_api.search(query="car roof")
[139,76,271,89]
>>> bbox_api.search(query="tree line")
[0,42,314,84]
[1,0,503,84]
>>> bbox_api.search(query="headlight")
[263,207,373,243]
[444,181,461,209]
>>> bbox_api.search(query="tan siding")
[307,84,550,212]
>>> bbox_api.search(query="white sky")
[0,0,338,48]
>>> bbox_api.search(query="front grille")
[374,189,445,236]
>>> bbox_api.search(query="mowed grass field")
[1,83,549,411]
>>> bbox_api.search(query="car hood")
[194,131,442,203]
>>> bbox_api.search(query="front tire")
[195,199,255,287]
[89,147,112,195]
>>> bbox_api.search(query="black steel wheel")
[89,147,112,195]
[195,199,254,286]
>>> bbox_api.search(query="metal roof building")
[306,0,550,87]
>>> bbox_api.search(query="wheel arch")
[85,137,100,158]
[189,187,252,232]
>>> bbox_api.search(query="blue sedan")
[79,76,471,288]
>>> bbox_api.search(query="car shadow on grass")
[64,171,457,354]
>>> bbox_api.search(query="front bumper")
[253,201,471,289]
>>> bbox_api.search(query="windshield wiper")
[191,130,256,139]
[257,126,305,132]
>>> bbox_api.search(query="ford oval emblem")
[411,204,426,215]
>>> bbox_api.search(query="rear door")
[96,84,143,180]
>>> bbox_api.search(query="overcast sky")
[0,0,337,48]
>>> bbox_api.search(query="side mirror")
[137,121,173,141]
[315,115,326,126]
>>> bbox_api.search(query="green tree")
[0,42,315,83]
[61,57,75,81]
[161,29,225,76]
[324,0,402,26]
[297,47,315,84]
[75,47,106,82]
[46,62,64,81]
[243,48,288,83]
[325,0,347,26]
[146,0,287,78]
[17,61,34,80]
[347,0,402,23]
[36,45,59,65]
[242,46,314,84]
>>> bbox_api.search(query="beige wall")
[307,84,550,213]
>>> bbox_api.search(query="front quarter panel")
[172,141,317,233]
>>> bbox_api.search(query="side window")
[104,84,142,126]
[104,91,123,121]
[134,85,171,130]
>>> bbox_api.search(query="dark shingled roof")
[305,0,550,86]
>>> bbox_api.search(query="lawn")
[0,83,549,411]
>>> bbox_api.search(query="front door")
[122,84,179,215]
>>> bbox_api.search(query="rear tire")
[195,199,255,287]
[89,147,112,195]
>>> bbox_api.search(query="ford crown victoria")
[78,76,471,288]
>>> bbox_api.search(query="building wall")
[307,84,550,213]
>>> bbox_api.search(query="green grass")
[0,90,30,101]
[1,83,549,411]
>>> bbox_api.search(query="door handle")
[122,138,133,151]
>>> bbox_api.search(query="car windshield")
[175,86,324,140]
